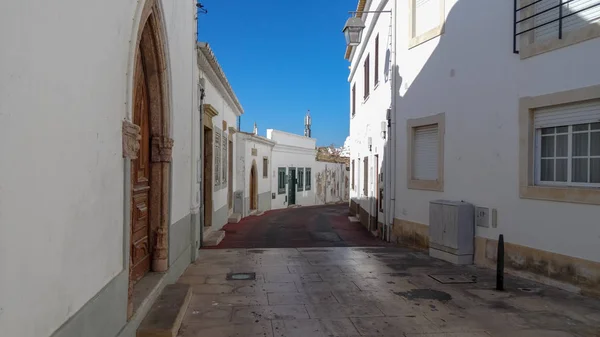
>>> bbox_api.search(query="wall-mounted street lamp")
[342,17,365,46]
[342,10,392,47]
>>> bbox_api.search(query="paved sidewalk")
[212,204,391,248]
[177,247,600,337]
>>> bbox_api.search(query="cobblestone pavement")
[177,247,600,337]
[211,204,391,248]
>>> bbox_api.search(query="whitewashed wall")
[0,0,196,336]
[314,161,350,205]
[235,133,274,215]
[348,0,393,224]
[199,67,241,230]
[268,130,318,209]
[348,0,600,262]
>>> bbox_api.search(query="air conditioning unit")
[429,200,474,265]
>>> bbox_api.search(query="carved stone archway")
[123,0,172,319]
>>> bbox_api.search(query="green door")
[288,167,296,205]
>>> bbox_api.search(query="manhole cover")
[429,274,476,284]
[226,272,256,281]
[310,232,341,242]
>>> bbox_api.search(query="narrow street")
[175,205,600,337]
[210,204,390,248]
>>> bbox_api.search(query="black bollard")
[496,234,505,291]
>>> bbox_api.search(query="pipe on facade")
[386,0,398,242]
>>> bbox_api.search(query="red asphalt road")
[205,203,391,249]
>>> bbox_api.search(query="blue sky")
[197,0,353,147]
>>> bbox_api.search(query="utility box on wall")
[429,200,474,265]
[233,190,244,215]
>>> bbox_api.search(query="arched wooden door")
[130,50,151,284]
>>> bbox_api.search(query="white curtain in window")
[413,125,439,180]
[415,0,441,36]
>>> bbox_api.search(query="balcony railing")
[513,0,600,53]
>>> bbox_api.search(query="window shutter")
[534,0,600,42]
[413,125,439,180]
[534,99,600,128]
[415,0,441,36]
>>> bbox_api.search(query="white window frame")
[408,0,445,49]
[407,113,445,191]
[534,123,600,188]
[519,84,600,205]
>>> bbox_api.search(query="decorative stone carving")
[122,120,141,159]
[151,136,174,162]
[152,226,168,272]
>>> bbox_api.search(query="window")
[518,0,600,58]
[534,101,600,186]
[298,168,304,191]
[363,156,369,196]
[352,83,356,117]
[351,160,355,190]
[409,0,445,48]
[214,128,221,186]
[263,157,268,178]
[363,55,370,99]
[222,130,227,185]
[305,168,312,190]
[519,85,600,205]
[407,113,445,191]
[374,35,379,86]
[278,168,286,194]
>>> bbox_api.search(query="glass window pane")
[591,159,600,183]
[540,159,554,181]
[572,133,589,156]
[592,132,600,156]
[556,126,568,133]
[541,136,554,158]
[592,123,600,130]
[556,135,568,157]
[541,127,555,135]
[556,159,568,182]
[572,158,589,183]
[573,124,589,132]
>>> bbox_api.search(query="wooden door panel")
[130,49,151,283]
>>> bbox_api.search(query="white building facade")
[268,129,349,210]
[347,0,600,295]
[235,131,276,217]
[197,42,243,235]
[0,0,200,336]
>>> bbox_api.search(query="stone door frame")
[124,0,172,319]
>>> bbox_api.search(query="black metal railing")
[513,0,600,53]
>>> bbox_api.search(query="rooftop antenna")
[304,110,312,138]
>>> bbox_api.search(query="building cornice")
[197,42,244,116]
[238,131,276,147]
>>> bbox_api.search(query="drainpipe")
[386,0,398,242]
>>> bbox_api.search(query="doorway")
[131,50,151,286]
[374,154,379,231]
[228,139,233,211]
[203,126,213,229]
[250,161,258,210]
[288,167,296,205]
[128,5,172,320]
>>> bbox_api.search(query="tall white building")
[1,0,200,336]
[346,0,600,296]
